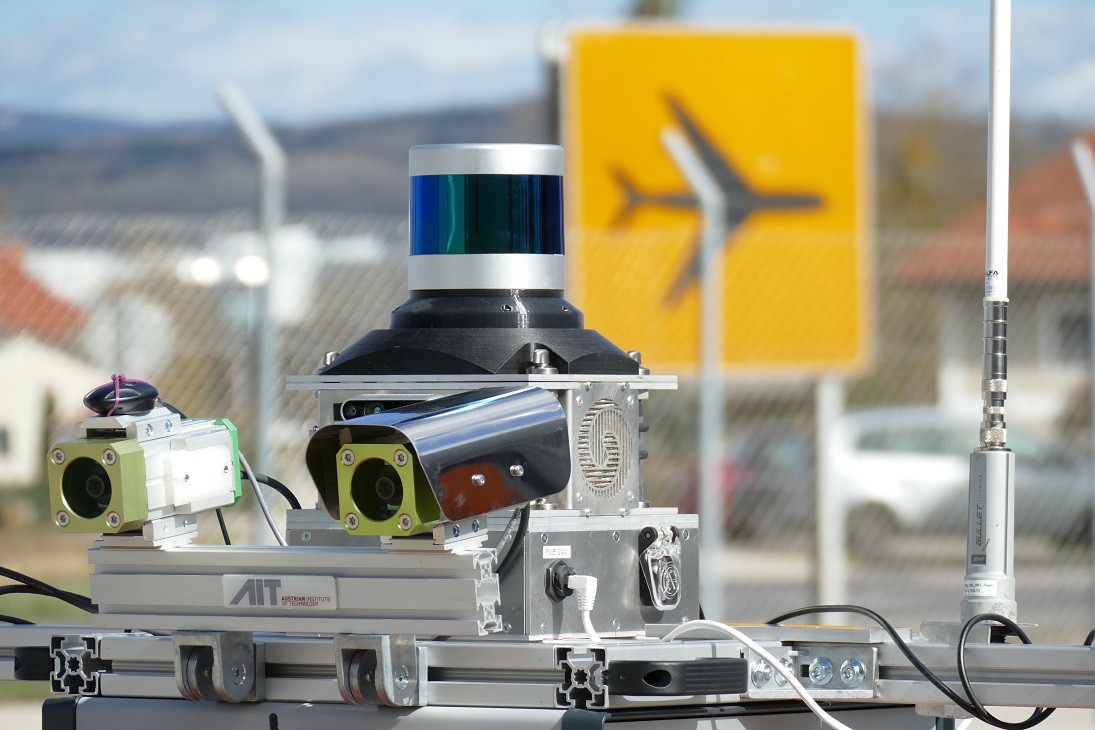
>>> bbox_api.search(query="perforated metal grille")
[577,399,631,498]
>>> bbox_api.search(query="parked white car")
[725,407,1092,548]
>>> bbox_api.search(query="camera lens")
[61,457,113,519]
[351,460,404,522]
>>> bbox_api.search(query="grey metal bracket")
[172,630,265,703]
[333,633,423,707]
[51,635,112,696]
[556,646,606,709]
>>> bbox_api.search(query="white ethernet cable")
[568,574,602,642]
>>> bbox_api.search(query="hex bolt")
[612,531,620,542]
[775,658,794,687]
[340,448,355,466]
[540,623,550,634]
[509,464,525,477]
[106,512,121,529]
[471,473,486,487]
[230,662,247,686]
[808,657,834,686]
[751,660,773,688]
[451,524,461,538]
[301,531,312,542]
[101,449,117,465]
[394,665,409,690]
[51,448,66,465]
[393,449,409,467]
[682,530,690,541]
[540,533,549,544]
[611,619,621,630]
[840,659,866,688]
[164,420,173,433]
[398,514,413,531]
[471,519,480,533]
[145,424,154,437]
[56,511,70,527]
[345,513,360,529]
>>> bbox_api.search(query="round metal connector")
[808,658,834,686]
[840,659,866,688]
[750,660,773,688]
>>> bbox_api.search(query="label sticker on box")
[543,545,572,559]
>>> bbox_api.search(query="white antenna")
[962,0,1016,623]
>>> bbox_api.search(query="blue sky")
[1,0,1094,124]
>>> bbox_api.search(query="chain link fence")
[1,213,1091,643]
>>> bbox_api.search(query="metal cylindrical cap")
[409,143,563,177]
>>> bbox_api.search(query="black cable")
[1084,629,1095,647]
[766,605,1059,730]
[240,470,302,511]
[496,506,530,578]
[957,613,1053,730]
[0,566,96,614]
[216,508,232,545]
[0,584,43,597]
[767,604,980,717]
[0,614,34,625]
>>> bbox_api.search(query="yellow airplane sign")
[565,29,869,374]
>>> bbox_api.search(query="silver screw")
[540,623,550,634]
[56,511,70,527]
[576,396,584,407]
[540,533,549,544]
[323,350,340,366]
[398,514,413,531]
[106,512,121,529]
[393,449,409,466]
[230,662,247,686]
[51,448,66,465]
[626,395,636,407]
[184,474,190,482]
[345,513,360,529]
[840,659,866,688]
[612,531,620,542]
[509,464,525,477]
[775,658,793,687]
[340,448,355,466]
[576,492,584,503]
[612,619,621,630]
[808,657,834,686]
[471,519,480,532]
[394,665,409,690]
[471,473,486,487]
[164,420,173,433]
[751,660,773,688]
[451,524,461,538]
[301,531,312,542]
[682,529,690,540]
[103,448,118,466]
[145,424,154,436]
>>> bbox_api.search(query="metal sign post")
[217,83,286,474]
[1070,137,1095,628]
[662,128,728,621]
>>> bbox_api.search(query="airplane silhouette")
[610,95,824,303]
